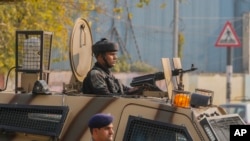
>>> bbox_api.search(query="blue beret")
[88,113,114,128]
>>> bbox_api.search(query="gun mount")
[130,72,165,91]
[173,64,197,91]
[130,64,197,92]
[172,64,197,76]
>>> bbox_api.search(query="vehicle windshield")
[220,104,246,122]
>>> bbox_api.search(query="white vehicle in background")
[220,100,250,124]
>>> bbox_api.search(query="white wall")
[183,73,244,105]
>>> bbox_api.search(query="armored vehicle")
[0,18,245,141]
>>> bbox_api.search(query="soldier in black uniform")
[82,38,142,95]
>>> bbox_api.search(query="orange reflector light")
[172,90,190,108]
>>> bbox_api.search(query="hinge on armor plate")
[62,82,82,95]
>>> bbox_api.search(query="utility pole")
[173,0,179,58]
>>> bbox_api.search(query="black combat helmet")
[92,38,119,56]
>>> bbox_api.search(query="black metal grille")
[123,116,192,141]
[0,104,68,137]
[200,114,244,141]
[16,31,52,72]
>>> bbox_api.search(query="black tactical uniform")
[82,38,134,95]
[82,62,130,95]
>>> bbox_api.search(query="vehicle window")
[123,115,192,141]
[221,105,246,119]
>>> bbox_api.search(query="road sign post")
[226,48,232,104]
[215,21,241,104]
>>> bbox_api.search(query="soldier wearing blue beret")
[88,113,114,141]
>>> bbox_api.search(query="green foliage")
[0,0,95,74]
[112,55,156,73]
[178,32,185,59]
[113,7,123,14]
[0,0,161,75]
[112,55,131,72]
[160,3,167,9]
[0,24,15,74]
[136,0,150,8]
[131,61,157,73]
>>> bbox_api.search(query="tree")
[178,32,185,59]
[0,0,95,74]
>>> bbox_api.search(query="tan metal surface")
[162,58,174,98]
[69,18,93,82]
[0,93,215,141]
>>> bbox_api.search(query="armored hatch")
[69,18,93,82]
[64,18,93,93]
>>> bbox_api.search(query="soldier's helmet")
[92,38,119,56]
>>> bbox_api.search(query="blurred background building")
[87,0,250,104]
[90,0,250,73]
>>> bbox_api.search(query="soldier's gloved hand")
[127,86,144,95]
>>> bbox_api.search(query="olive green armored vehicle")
[0,18,245,141]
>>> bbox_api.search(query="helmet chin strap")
[101,53,112,68]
